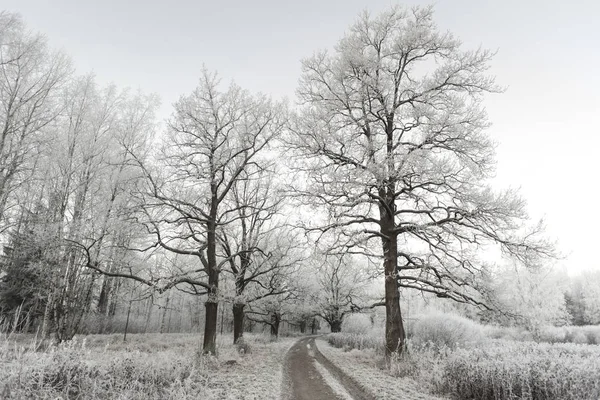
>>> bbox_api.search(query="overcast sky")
[3,0,599,274]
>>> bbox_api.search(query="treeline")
[0,11,321,349]
[0,11,160,341]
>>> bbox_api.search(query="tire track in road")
[282,336,375,400]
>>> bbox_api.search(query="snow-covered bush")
[538,325,600,345]
[327,331,384,352]
[0,337,199,399]
[410,312,485,350]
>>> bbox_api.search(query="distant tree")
[490,264,569,332]
[290,5,552,358]
[564,279,586,326]
[219,173,300,342]
[566,271,600,326]
[246,292,293,339]
[314,253,368,332]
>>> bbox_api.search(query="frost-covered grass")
[327,331,384,352]
[484,323,600,345]
[440,341,600,400]
[326,313,600,400]
[0,332,294,399]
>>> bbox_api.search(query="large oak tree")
[290,6,551,358]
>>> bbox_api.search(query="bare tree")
[0,12,71,231]
[218,163,304,342]
[290,6,552,358]
[314,253,368,332]
[0,72,159,341]
[246,291,295,339]
[136,70,285,353]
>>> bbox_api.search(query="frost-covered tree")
[290,5,552,357]
[491,264,569,332]
[0,12,71,231]
[314,253,368,332]
[136,70,286,353]
[566,270,600,325]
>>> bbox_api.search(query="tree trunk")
[144,298,153,333]
[270,312,280,338]
[160,295,170,334]
[380,203,406,358]
[330,319,342,333]
[41,288,55,338]
[299,320,306,334]
[310,317,319,334]
[204,297,218,354]
[202,199,220,354]
[232,303,245,343]
[97,275,111,314]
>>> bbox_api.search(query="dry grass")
[0,332,294,399]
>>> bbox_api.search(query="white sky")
[3,0,599,274]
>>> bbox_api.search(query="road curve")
[281,336,375,400]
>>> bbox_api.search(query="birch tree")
[291,6,552,358]
[0,12,71,231]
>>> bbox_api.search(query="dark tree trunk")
[108,279,121,317]
[204,296,218,353]
[270,312,280,338]
[233,303,245,343]
[310,317,319,334]
[97,276,111,314]
[160,294,170,334]
[143,298,153,333]
[203,216,219,354]
[380,195,406,359]
[299,320,306,334]
[330,319,342,333]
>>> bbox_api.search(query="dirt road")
[282,336,375,400]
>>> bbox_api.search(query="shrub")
[327,331,384,353]
[583,326,600,345]
[535,325,600,345]
[411,312,485,351]
[0,335,204,399]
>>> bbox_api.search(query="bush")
[410,312,485,351]
[439,341,600,400]
[536,325,600,345]
[341,314,373,335]
[327,331,384,353]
